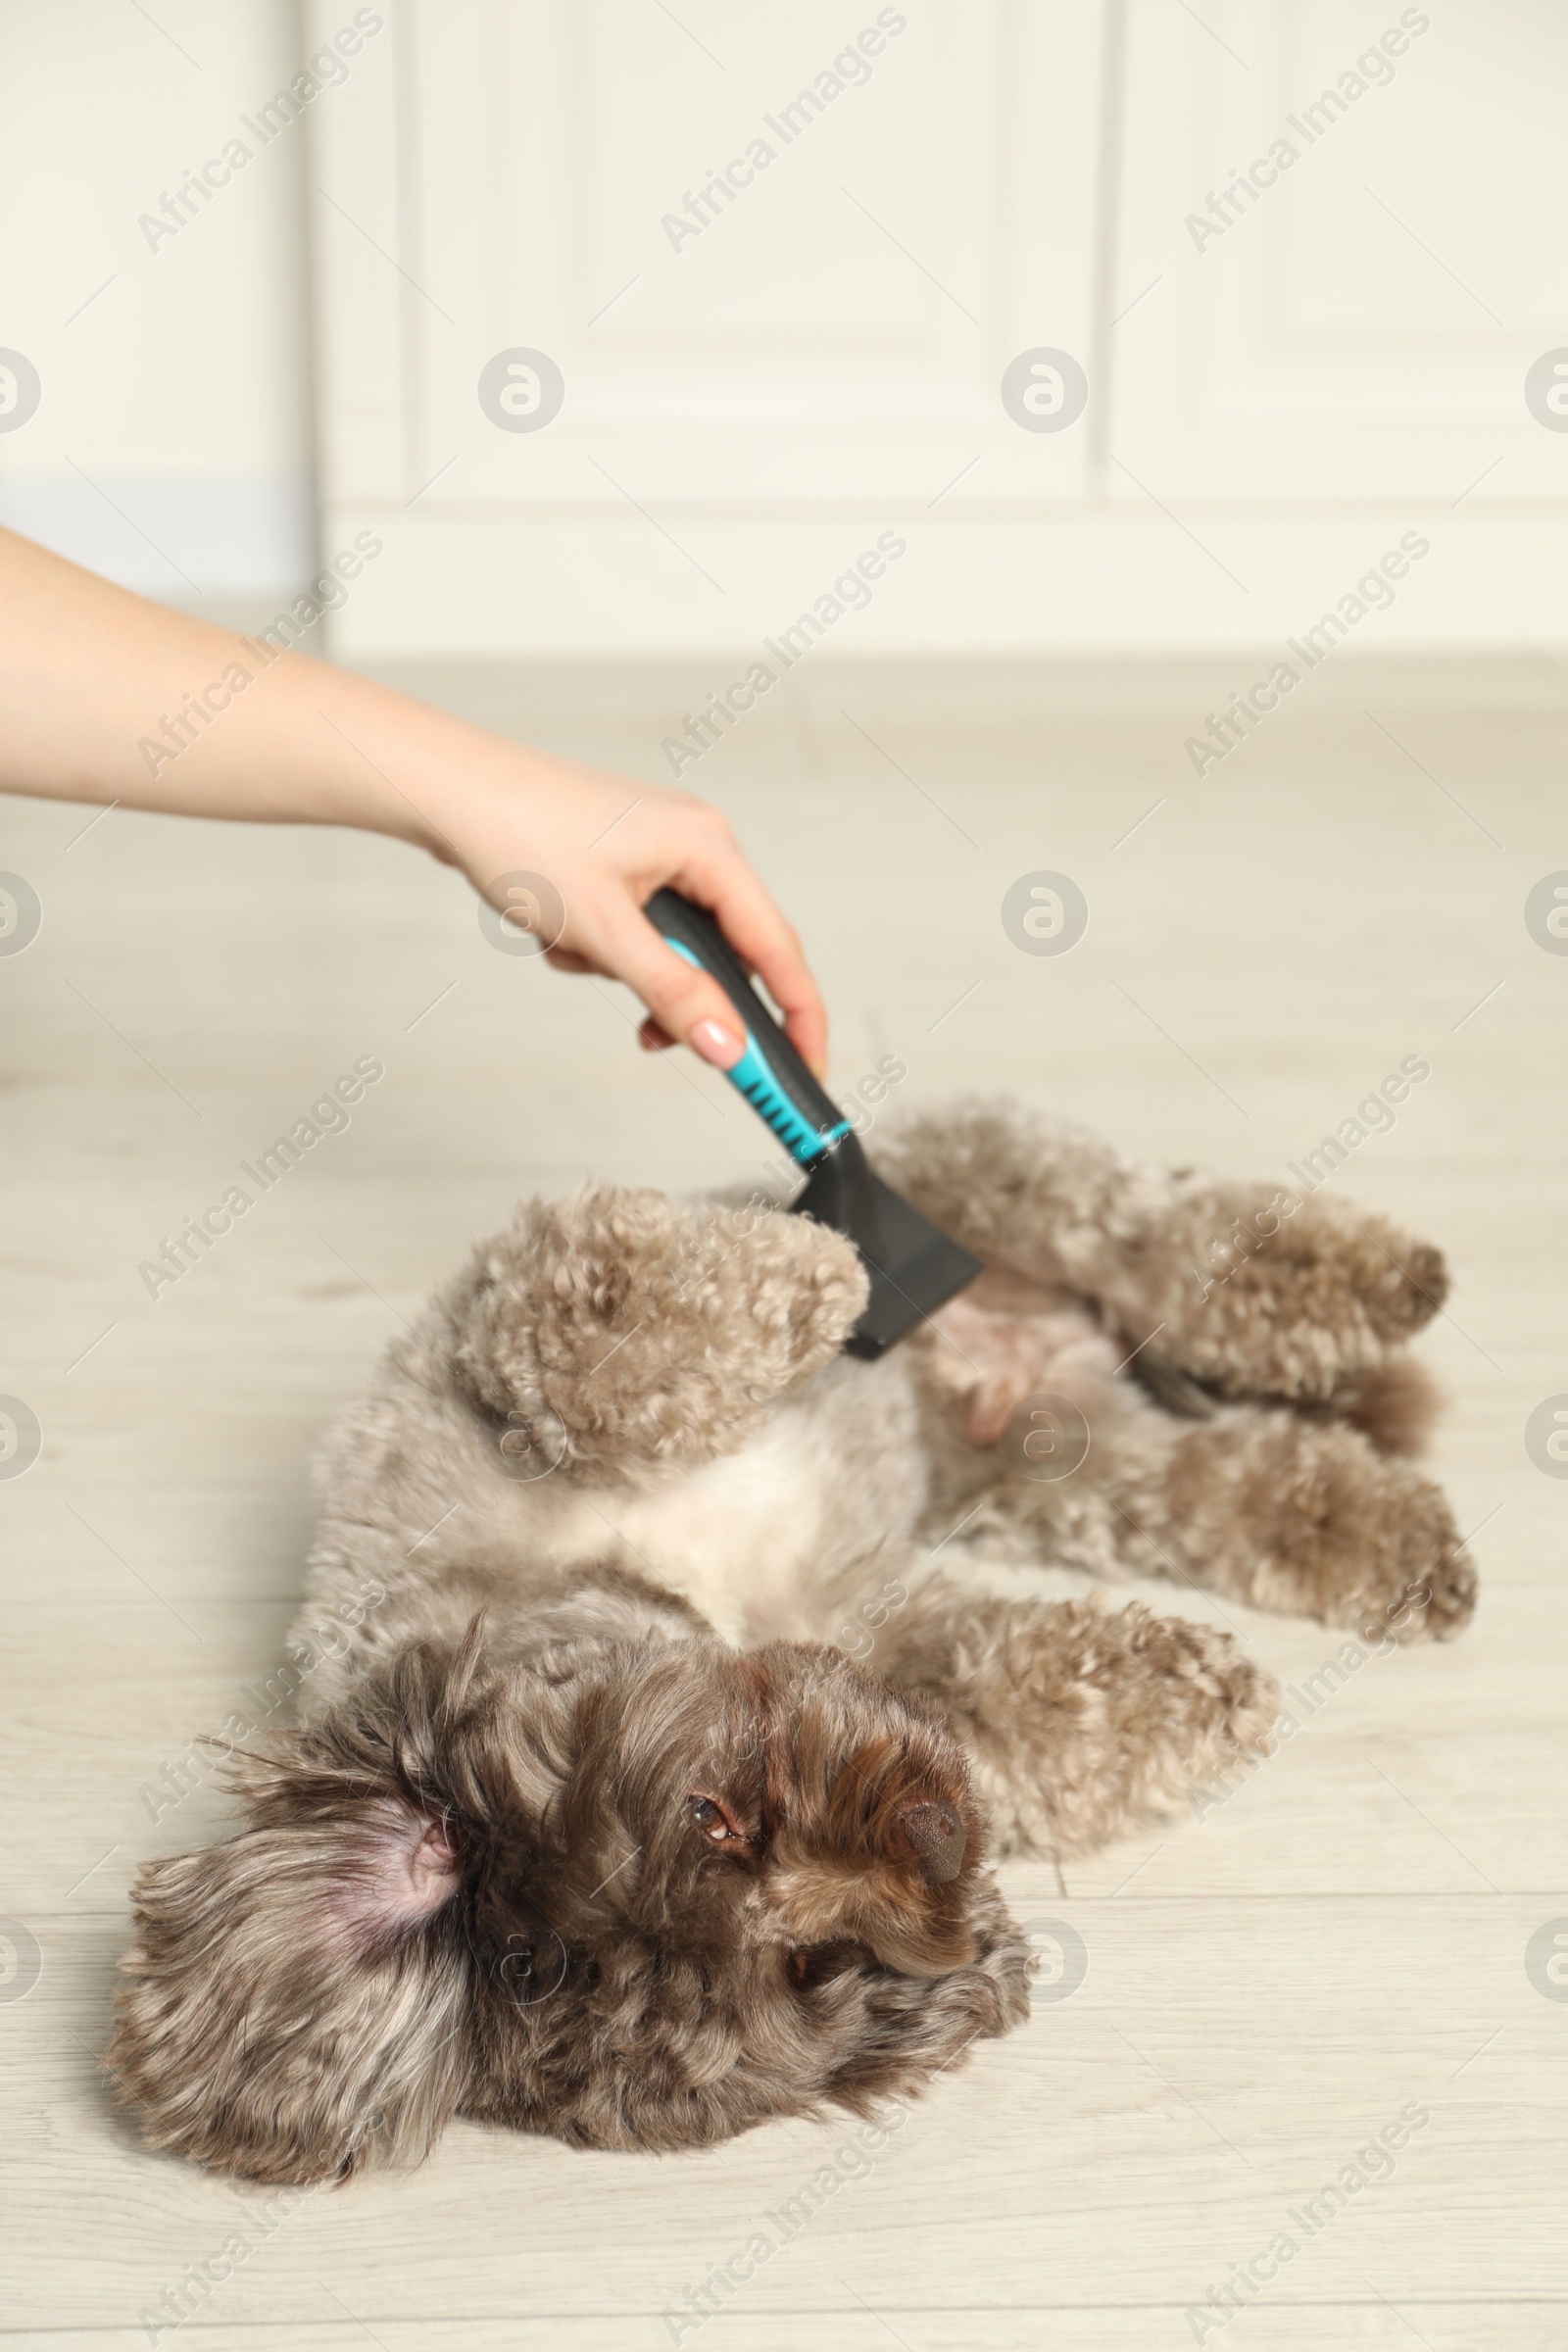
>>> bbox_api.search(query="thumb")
[599,902,750,1069]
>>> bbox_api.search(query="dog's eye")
[691,1793,750,1844]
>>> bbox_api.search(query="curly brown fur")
[111,1618,1027,2183]
[109,1095,1474,2185]
[445,1184,867,1486]
[1314,1356,1444,1457]
[1104,1410,1476,1641]
[878,1582,1280,1856]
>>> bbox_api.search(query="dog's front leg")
[876,1576,1278,1859]
[435,1183,868,1486]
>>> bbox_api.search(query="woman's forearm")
[0,523,521,849]
[0,527,828,1073]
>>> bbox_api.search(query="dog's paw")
[1372,1537,1478,1645]
[1114,1609,1282,1791]
[1132,1183,1447,1403]
[966,1597,1281,1856]
[1233,1420,1476,1643]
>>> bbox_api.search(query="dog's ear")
[108,1643,480,2186]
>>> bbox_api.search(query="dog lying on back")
[108,1100,1475,2183]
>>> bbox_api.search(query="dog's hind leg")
[874,1098,1446,1404]
[876,1576,1278,1858]
[1090,1399,1476,1642]
[430,1184,867,1486]
[964,1379,1477,1645]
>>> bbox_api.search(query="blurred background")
[5,0,1566,675]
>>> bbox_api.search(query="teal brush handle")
[646,889,852,1167]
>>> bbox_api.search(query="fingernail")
[690,1018,744,1068]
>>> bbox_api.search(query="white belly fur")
[547,1409,831,1647]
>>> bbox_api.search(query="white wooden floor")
[3,665,1565,2350]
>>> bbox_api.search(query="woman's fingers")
[667,838,828,1077]
[590,899,749,1067]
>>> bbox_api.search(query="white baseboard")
[318,506,1568,665]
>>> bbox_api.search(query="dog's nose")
[898,1800,966,1884]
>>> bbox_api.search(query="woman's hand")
[434,754,826,1075]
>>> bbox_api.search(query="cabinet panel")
[1110,0,1568,501]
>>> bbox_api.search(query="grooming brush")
[646,889,980,1357]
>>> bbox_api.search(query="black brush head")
[640,892,981,1355]
[792,1137,981,1358]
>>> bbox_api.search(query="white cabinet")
[310,0,1568,659]
[1113,0,1566,499]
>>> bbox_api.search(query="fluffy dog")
[108,1100,1475,2183]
